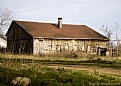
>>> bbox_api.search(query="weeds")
[43,51,79,58]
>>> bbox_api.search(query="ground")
[0,54,121,86]
[47,64,121,76]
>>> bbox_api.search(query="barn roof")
[7,20,109,40]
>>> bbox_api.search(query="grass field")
[0,54,121,86]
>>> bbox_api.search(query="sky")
[0,0,121,39]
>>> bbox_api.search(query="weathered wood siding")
[33,38,108,55]
[7,23,33,54]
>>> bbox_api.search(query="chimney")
[58,17,62,28]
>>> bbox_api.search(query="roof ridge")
[14,20,54,24]
[14,20,86,26]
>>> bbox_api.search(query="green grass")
[0,64,121,86]
[0,54,121,85]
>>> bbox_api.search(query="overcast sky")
[0,0,121,39]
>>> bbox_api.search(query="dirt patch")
[45,64,121,76]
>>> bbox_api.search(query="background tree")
[100,23,121,49]
[99,23,113,47]
[100,23,113,40]
[0,8,13,35]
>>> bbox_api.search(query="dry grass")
[1,53,121,62]
[0,53,88,61]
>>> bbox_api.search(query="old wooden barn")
[6,18,109,55]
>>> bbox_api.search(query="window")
[56,44,61,51]
[48,45,52,51]
[91,46,97,54]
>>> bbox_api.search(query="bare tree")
[99,23,113,48]
[113,23,120,52]
[100,23,121,53]
[0,8,13,34]
[100,23,113,39]
[113,23,120,41]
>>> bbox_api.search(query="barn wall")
[33,38,108,55]
[7,23,33,54]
